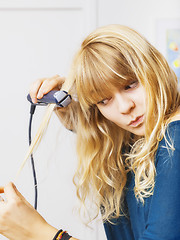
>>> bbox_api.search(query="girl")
[0,24,180,240]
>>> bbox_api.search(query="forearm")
[34,222,58,240]
[37,222,79,240]
[0,183,79,240]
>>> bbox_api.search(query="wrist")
[31,221,58,240]
[52,230,72,240]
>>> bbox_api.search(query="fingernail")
[37,93,42,99]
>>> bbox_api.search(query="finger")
[3,182,19,201]
[37,77,62,98]
[6,183,25,200]
[9,183,24,199]
[3,182,27,203]
[37,75,65,98]
[5,183,34,208]
[0,187,4,193]
[29,78,46,103]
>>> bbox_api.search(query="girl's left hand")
[0,182,57,240]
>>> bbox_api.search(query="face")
[96,80,146,136]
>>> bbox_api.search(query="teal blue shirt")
[104,121,180,240]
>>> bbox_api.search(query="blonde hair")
[67,24,180,222]
[18,24,180,223]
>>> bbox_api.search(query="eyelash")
[97,98,111,105]
[97,81,139,105]
[124,81,138,90]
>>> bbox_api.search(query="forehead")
[84,78,137,105]
[76,42,138,106]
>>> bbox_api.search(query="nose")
[114,92,135,114]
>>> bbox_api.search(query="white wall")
[0,1,106,239]
[97,0,180,50]
[0,1,179,239]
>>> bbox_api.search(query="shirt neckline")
[167,120,180,127]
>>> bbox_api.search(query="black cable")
[29,104,38,210]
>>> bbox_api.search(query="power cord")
[29,104,38,210]
[27,90,72,210]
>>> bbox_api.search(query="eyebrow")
[88,79,139,99]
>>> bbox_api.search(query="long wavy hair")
[19,24,180,223]
[63,24,180,223]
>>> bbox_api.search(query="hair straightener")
[27,90,72,107]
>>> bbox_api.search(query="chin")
[131,125,145,136]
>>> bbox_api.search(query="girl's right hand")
[0,182,58,240]
[29,75,65,104]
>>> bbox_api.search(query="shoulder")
[155,119,180,170]
[154,109,180,168]
[161,107,180,145]
[169,107,180,123]
[160,120,180,151]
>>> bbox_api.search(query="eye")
[124,80,138,90]
[97,97,111,105]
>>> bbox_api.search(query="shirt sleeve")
[139,122,180,240]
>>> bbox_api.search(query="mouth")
[129,115,144,127]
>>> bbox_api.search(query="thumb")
[5,182,34,208]
[4,182,28,203]
[4,182,19,201]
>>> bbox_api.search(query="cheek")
[97,107,124,127]
[98,108,110,120]
[97,106,115,122]
[142,90,147,108]
[134,87,147,108]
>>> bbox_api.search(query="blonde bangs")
[75,42,136,108]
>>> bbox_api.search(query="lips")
[129,115,144,127]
